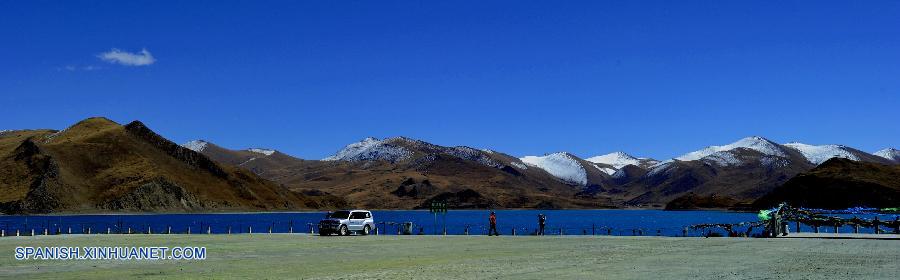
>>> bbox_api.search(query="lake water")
[0,210,894,237]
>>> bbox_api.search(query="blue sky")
[1,1,898,160]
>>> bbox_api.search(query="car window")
[329,211,350,219]
[350,212,367,219]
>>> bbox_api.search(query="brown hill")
[0,117,344,214]
[753,158,900,209]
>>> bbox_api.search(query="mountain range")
[2,117,897,213]
[185,134,897,210]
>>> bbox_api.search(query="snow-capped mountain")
[587,151,658,169]
[182,140,209,152]
[874,148,900,163]
[675,136,786,161]
[322,137,412,162]
[781,142,882,165]
[520,153,587,185]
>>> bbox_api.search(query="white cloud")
[97,48,156,66]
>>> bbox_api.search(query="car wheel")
[339,225,349,236]
[362,225,370,236]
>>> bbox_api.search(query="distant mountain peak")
[874,148,900,162]
[182,140,210,152]
[675,136,785,162]
[586,151,656,169]
[782,142,859,165]
[322,137,411,162]
[520,152,587,186]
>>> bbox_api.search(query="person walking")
[488,211,499,236]
[538,214,546,236]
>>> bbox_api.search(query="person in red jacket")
[488,211,499,236]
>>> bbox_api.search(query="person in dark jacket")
[538,214,546,236]
[488,211,499,236]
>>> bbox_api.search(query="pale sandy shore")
[1,234,898,279]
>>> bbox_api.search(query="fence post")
[68,227,72,234]
[795,221,801,233]
[511,228,516,236]
[683,227,688,237]
[833,225,839,234]
[44,228,49,235]
[148,226,152,234]
[187,227,191,235]
[854,224,859,234]
[248,226,252,235]
[16,229,20,236]
[559,228,563,235]
[107,228,111,234]
[167,226,172,234]
[464,226,469,235]
[227,226,232,235]
[207,226,211,235]
[128,227,132,234]
[1,229,4,237]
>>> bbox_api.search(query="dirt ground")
[1,234,898,279]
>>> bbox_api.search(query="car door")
[348,212,364,230]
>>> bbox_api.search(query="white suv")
[318,210,375,236]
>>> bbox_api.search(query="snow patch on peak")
[701,151,741,167]
[323,137,411,162]
[587,152,644,169]
[783,142,859,165]
[675,136,785,161]
[248,148,275,156]
[520,153,587,186]
[874,148,900,162]
[182,140,209,152]
[591,164,617,175]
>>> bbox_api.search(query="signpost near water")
[430,201,448,235]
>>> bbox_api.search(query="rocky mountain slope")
[0,118,343,214]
